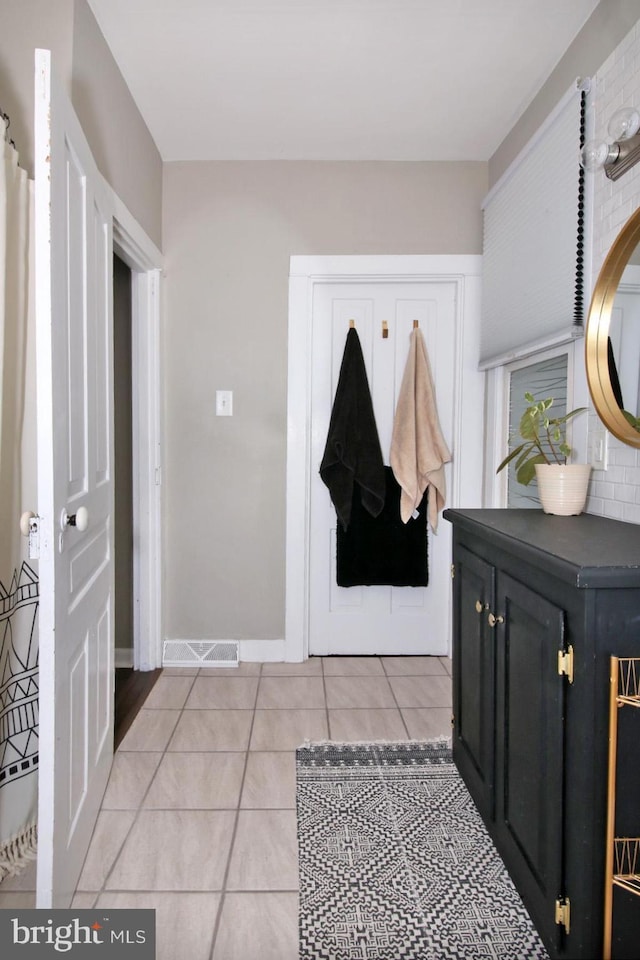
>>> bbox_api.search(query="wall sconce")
[581,107,640,181]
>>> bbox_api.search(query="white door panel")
[610,289,640,415]
[35,49,114,908]
[309,281,455,656]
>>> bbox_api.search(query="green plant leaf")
[496,443,527,473]
[516,453,547,486]
[519,409,540,440]
[515,445,537,470]
[551,406,587,425]
[622,409,640,431]
[499,396,587,482]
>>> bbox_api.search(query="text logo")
[0,910,155,957]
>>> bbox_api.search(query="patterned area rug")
[296,740,549,960]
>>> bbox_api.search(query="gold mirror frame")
[586,204,640,447]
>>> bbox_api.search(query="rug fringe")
[299,736,451,749]
[0,820,38,883]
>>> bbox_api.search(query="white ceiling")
[87,0,599,162]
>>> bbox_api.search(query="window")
[505,354,569,508]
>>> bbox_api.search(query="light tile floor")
[0,655,452,960]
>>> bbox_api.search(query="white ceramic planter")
[534,463,592,516]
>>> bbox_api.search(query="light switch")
[592,427,608,470]
[216,390,233,416]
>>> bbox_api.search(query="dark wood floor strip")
[114,667,163,749]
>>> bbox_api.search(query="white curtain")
[0,116,38,879]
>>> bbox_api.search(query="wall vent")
[162,640,239,668]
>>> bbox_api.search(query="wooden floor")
[114,667,162,749]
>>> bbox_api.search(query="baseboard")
[115,646,134,669]
[160,637,288,666]
[239,638,286,662]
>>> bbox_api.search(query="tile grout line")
[382,657,413,739]
[84,669,199,906]
[207,662,264,960]
[62,659,451,942]
[320,657,332,740]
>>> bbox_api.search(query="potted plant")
[497,393,590,515]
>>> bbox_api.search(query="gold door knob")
[487,612,504,628]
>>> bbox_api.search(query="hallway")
[0,655,452,959]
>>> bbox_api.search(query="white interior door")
[35,49,115,907]
[309,281,455,656]
[610,265,640,417]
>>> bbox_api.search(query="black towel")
[319,328,385,530]
[337,467,428,587]
[607,336,624,409]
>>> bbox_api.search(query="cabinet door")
[494,572,566,954]
[452,544,495,821]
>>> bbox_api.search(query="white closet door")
[309,280,455,656]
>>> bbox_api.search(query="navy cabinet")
[445,509,640,960]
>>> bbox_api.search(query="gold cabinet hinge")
[555,896,571,934]
[451,564,455,579]
[558,645,574,684]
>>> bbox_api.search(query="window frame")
[485,342,581,508]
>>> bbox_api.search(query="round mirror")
[586,205,640,446]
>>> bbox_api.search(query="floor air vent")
[162,640,239,668]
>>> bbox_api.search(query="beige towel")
[390,328,451,530]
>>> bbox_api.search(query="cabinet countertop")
[443,508,640,588]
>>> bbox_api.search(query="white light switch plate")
[216,390,233,416]
[592,427,608,470]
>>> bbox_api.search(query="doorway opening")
[112,253,160,746]
[114,254,134,665]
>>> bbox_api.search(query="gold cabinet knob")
[487,612,504,627]
[475,600,483,613]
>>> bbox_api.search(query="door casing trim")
[112,192,163,670]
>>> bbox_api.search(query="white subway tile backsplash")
[602,466,626,485]
[600,51,616,78]
[601,194,617,221]
[603,500,625,519]
[593,481,615,499]
[622,503,640,524]
[617,27,637,61]
[624,468,640,485]
[611,446,637,467]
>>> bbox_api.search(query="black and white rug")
[296,740,549,960]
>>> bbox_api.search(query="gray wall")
[71,0,162,248]
[162,160,487,642]
[0,0,162,248]
[0,0,74,173]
